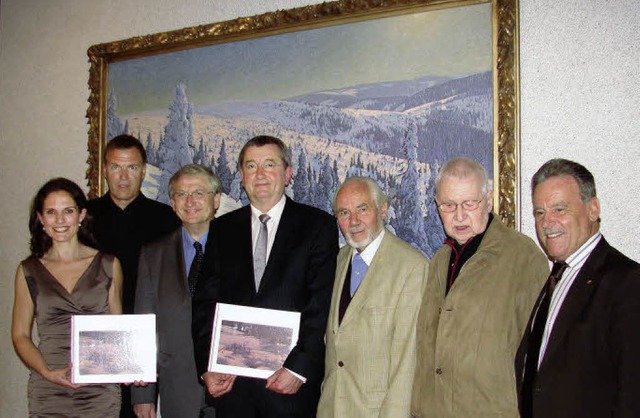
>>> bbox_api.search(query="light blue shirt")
[181,227,209,276]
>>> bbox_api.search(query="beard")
[344,216,384,251]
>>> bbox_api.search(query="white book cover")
[208,303,300,379]
[70,314,156,384]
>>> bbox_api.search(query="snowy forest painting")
[93,1,505,259]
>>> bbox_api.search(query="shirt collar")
[250,194,286,222]
[181,227,209,248]
[563,231,602,268]
[105,192,145,213]
[351,228,385,266]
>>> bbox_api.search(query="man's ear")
[588,196,601,223]
[486,190,494,212]
[284,166,293,186]
[379,202,388,222]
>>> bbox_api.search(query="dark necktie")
[338,262,352,324]
[521,261,569,417]
[188,241,204,296]
[253,214,270,291]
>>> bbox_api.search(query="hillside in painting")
[110,71,493,258]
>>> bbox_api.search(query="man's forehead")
[245,144,280,156]
[106,148,143,163]
[338,182,371,200]
[533,175,581,199]
[437,175,483,197]
[175,174,208,186]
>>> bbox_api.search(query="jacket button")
[435,367,443,375]
[338,361,344,367]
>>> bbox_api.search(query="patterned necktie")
[547,261,568,294]
[350,253,368,296]
[521,261,569,417]
[188,241,204,296]
[253,214,270,291]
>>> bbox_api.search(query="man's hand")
[133,403,156,418]
[265,368,303,394]
[203,372,236,398]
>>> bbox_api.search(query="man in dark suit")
[87,134,180,417]
[515,158,640,418]
[192,135,338,418]
[132,164,221,418]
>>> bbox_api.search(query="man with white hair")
[317,176,428,417]
[411,157,548,417]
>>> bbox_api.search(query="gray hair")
[333,176,389,213]
[531,158,596,202]
[238,135,292,169]
[436,157,492,195]
[169,164,222,196]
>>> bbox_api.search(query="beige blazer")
[410,217,549,418]
[317,231,428,418]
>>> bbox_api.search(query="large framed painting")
[86,0,520,258]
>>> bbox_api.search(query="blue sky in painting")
[109,3,491,114]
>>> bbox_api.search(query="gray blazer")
[131,227,203,418]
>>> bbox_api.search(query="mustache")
[541,228,564,236]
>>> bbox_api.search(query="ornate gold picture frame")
[86,0,519,242]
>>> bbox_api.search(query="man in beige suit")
[411,158,548,417]
[317,176,428,418]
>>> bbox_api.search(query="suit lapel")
[257,198,296,292]
[539,239,608,370]
[515,287,546,386]
[236,206,257,293]
[173,229,188,296]
[331,247,352,328]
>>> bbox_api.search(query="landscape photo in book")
[218,320,294,371]
[78,330,144,375]
[106,3,493,259]
[71,314,156,384]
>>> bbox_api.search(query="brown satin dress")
[22,253,120,418]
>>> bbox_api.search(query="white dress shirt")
[538,232,602,367]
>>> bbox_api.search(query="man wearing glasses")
[132,164,220,418]
[192,135,338,418]
[410,157,549,418]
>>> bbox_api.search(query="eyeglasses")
[336,204,372,221]
[243,160,283,173]
[172,189,214,201]
[436,196,486,213]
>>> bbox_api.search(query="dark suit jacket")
[515,237,640,418]
[132,228,203,418]
[192,197,338,414]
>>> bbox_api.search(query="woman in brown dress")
[11,178,123,417]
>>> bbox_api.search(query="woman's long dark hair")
[29,178,97,257]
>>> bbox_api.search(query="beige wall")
[1,0,638,415]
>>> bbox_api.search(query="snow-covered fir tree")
[106,89,126,141]
[145,133,157,166]
[293,150,311,204]
[155,82,195,202]
[392,120,430,255]
[193,137,207,166]
[214,139,234,194]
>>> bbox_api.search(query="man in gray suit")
[132,164,221,418]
